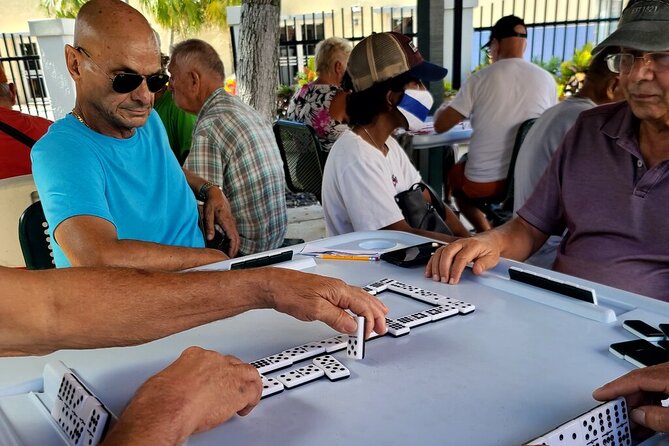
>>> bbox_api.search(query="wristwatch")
[197,181,218,201]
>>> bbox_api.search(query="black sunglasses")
[75,46,169,94]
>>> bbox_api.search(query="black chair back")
[503,117,537,207]
[470,117,537,226]
[18,201,55,269]
[273,120,325,202]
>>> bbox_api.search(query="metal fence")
[277,0,628,86]
[278,6,417,86]
[472,0,627,68]
[0,32,53,120]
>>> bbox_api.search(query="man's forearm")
[0,267,272,356]
[433,106,465,133]
[100,382,191,446]
[80,238,227,271]
[495,217,549,260]
[182,167,210,196]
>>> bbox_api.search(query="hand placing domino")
[347,315,365,360]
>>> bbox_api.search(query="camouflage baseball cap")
[346,32,448,92]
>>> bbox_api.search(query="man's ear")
[189,69,200,91]
[64,45,82,81]
[606,76,622,101]
[8,83,17,105]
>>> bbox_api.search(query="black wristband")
[197,181,217,201]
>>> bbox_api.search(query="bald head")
[66,0,163,139]
[74,0,158,55]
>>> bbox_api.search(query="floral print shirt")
[286,82,349,152]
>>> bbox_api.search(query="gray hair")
[170,38,225,78]
[315,37,352,75]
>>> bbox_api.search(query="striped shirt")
[185,88,287,255]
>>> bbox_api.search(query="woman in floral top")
[287,37,352,152]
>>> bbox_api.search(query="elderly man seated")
[169,39,288,256]
[31,0,239,269]
[425,0,669,301]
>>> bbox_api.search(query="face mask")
[397,89,434,131]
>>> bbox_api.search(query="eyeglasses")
[606,52,669,75]
[75,46,169,94]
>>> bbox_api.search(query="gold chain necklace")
[71,109,91,129]
[362,126,386,153]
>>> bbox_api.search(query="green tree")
[39,0,87,18]
[40,0,240,45]
[138,0,240,38]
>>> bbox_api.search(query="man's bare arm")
[182,167,240,257]
[433,106,466,133]
[55,215,227,270]
[101,347,262,446]
[0,266,388,356]
[425,217,548,284]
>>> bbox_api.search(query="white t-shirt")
[322,129,422,236]
[449,58,557,182]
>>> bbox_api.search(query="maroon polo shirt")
[518,101,669,300]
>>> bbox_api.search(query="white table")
[1,230,667,446]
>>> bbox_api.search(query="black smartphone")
[622,320,665,341]
[609,339,655,359]
[625,343,669,368]
[659,323,669,338]
[380,241,445,267]
[658,339,669,350]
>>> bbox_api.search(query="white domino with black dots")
[250,353,293,374]
[260,375,285,399]
[47,368,110,446]
[385,318,410,337]
[246,277,477,401]
[312,355,351,381]
[317,335,348,353]
[396,312,432,328]
[347,316,365,359]
[276,364,325,389]
[364,278,395,294]
[367,278,476,318]
[527,397,631,446]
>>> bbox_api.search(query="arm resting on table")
[55,215,226,270]
[433,106,466,134]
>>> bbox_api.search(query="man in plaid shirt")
[168,39,287,255]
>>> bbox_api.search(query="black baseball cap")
[483,15,527,48]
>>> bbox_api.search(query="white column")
[443,0,479,85]
[227,5,241,65]
[28,18,75,120]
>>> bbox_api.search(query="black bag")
[394,183,453,236]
